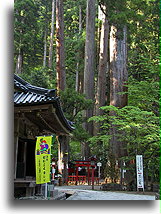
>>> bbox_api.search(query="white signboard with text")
[136,155,144,191]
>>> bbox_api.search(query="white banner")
[136,155,144,190]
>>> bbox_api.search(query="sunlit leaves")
[88,104,160,181]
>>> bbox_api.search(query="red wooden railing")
[68,175,99,185]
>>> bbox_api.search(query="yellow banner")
[35,136,52,184]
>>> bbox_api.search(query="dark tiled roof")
[14,74,56,97]
[14,74,57,105]
[14,91,56,105]
[14,74,75,132]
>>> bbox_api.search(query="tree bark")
[73,5,82,116]
[110,25,128,108]
[48,0,55,70]
[15,49,23,74]
[56,0,66,93]
[82,0,96,159]
[58,135,69,185]
[109,25,128,158]
[43,28,47,67]
[79,72,84,94]
[75,5,82,93]
[94,5,109,135]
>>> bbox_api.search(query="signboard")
[136,155,144,190]
[97,162,102,178]
[35,136,53,184]
[97,162,102,167]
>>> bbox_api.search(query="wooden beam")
[22,113,40,130]
[15,104,70,135]
[14,104,54,113]
[52,111,70,134]
[38,111,70,135]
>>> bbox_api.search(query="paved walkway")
[55,185,155,200]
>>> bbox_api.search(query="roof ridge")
[14,74,56,97]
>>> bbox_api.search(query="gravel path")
[55,185,155,200]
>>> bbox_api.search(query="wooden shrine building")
[14,74,74,197]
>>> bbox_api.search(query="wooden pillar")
[76,167,78,185]
[92,167,94,190]
[57,135,69,185]
[14,118,19,179]
[56,136,62,175]
[62,136,69,185]
[23,142,27,178]
[87,166,90,185]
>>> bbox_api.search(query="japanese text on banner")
[35,136,52,184]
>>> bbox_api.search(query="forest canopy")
[14,0,160,186]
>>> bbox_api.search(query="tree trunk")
[75,5,82,93]
[15,49,23,74]
[58,135,69,185]
[48,0,55,70]
[110,25,128,108]
[56,0,66,93]
[62,136,69,185]
[43,28,47,67]
[109,25,128,158]
[73,5,82,116]
[94,5,109,135]
[82,0,96,159]
[79,72,84,94]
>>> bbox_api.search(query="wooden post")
[14,118,19,179]
[76,167,78,185]
[87,166,90,185]
[45,183,48,199]
[57,135,69,185]
[23,141,27,178]
[92,167,94,190]
[52,163,55,181]
[62,136,69,185]
[57,136,62,174]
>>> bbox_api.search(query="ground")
[55,185,156,200]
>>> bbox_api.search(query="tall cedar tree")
[56,0,68,184]
[94,5,109,135]
[48,0,55,70]
[82,0,96,159]
[56,0,66,92]
[109,25,128,158]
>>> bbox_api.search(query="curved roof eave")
[14,74,56,97]
[14,74,75,132]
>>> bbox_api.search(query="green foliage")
[69,140,81,160]
[14,0,159,183]
[60,88,93,143]
[127,77,159,115]
[72,118,91,142]
[19,66,56,89]
[127,0,159,81]
[98,0,127,26]
[14,0,43,68]
[104,154,120,183]
[89,105,160,182]
[60,88,93,120]
[63,0,86,88]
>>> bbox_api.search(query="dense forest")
[14,0,160,188]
